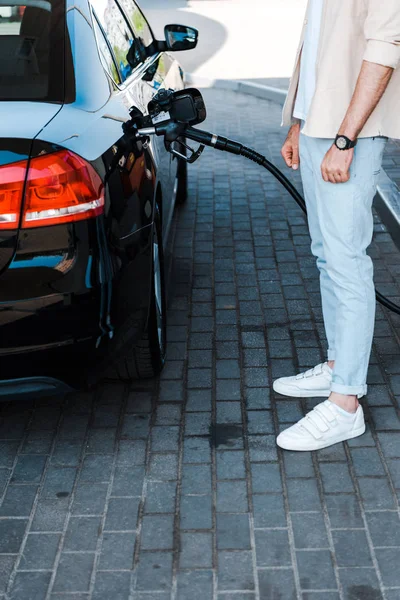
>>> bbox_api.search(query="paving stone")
[20,533,60,570]
[183,436,211,463]
[332,530,373,566]
[255,529,291,566]
[283,451,314,478]
[325,495,364,529]
[140,515,174,550]
[105,497,140,531]
[217,402,242,424]
[80,455,114,481]
[377,432,400,457]
[218,551,255,591]
[0,556,15,594]
[258,569,297,600]
[217,480,248,512]
[351,447,386,476]
[41,466,77,500]
[319,463,354,493]
[217,513,251,550]
[375,548,400,587]
[180,495,212,529]
[182,464,212,495]
[144,481,176,514]
[0,519,27,553]
[51,439,84,466]
[72,482,108,515]
[248,435,278,462]
[358,477,397,509]
[179,532,213,568]
[292,512,329,549]
[245,388,271,410]
[149,453,178,479]
[10,571,52,599]
[217,450,246,480]
[93,571,131,600]
[366,511,400,547]
[112,466,145,496]
[151,426,180,452]
[287,478,322,512]
[247,410,274,434]
[251,462,282,493]
[53,552,95,592]
[370,407,400,430]
[387,458,400,487]
[64,516,102,551]
[0,484,38,517]
[31,497,69,531]
[98,532,135,570]
[11,454,47,484]
[296,549,337,590]
[186,389,212,412]
[0,441,20,468]
[135,551,173,591]
[185,412,211,436]
[177,570,213,600]
[338,568,382,600]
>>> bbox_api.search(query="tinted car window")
[0,0,67,101]
[93,15,120,84]
[118,0,153,52]
[92,0,140,81]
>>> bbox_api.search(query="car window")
[91,0,140,81]
[93,15,120,84]
[118,0,153,52]
[0,0,67,101]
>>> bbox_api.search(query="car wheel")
[108,205,167,380]
[175,140,187,205]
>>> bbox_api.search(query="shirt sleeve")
[363,0,400,68]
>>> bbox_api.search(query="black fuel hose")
[184,126,400,316]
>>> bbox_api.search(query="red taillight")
[0,150,104,230]
[23,150,104,228]
[0,160,27,230]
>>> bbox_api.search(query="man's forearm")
[338,60,394,140]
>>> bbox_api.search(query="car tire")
[175,141,187,205]
[109,205,167,380]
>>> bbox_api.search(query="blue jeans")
[300,133,387,396]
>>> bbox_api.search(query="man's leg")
[310,136,386,399]
[300,132,337,361]
[276,135,386,451]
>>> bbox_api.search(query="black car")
[0,0,198,395]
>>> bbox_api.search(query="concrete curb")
[185,72,400,248]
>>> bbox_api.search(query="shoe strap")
[295,363,325,380]
[300,402,337,440]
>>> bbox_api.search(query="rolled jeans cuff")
[327,350,336,361]
[331,382,367,397]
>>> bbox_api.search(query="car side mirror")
[164,24,198,52]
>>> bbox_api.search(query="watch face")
[336,136,347,150]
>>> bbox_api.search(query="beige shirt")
[282,0,400,139]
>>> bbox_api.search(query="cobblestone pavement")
[1,89,400,600]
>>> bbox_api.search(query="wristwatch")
[335,134,357,151]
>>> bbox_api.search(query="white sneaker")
[273,363,332,398]
[276,400,366,451]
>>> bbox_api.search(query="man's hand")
[281,123,301,170]
[321,145,354,184]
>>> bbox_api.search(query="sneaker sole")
[276,424,366,452]
[273,380,331,398]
